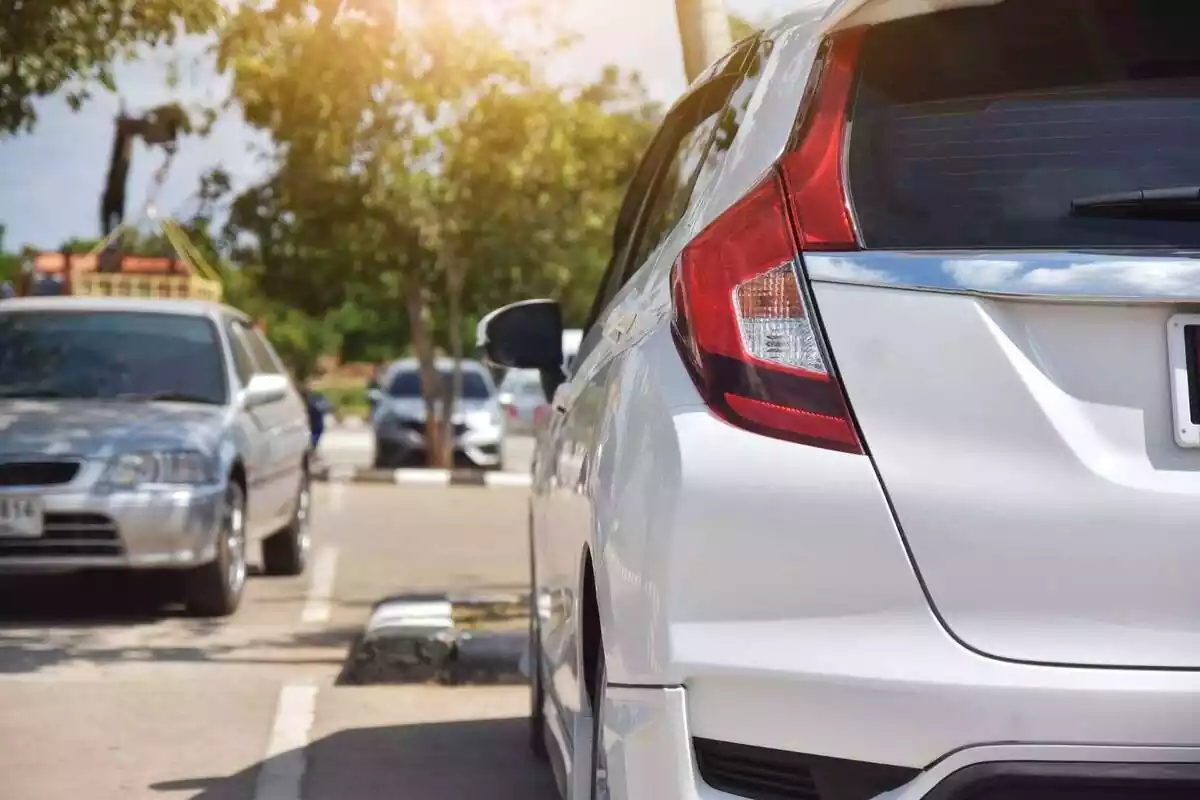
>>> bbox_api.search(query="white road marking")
[393,468,451,485]
[254,682,318,800]
[301,547,339,624]
[484,471,532,488]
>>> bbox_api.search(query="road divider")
[340,591,529,686]
[313,464,532,488]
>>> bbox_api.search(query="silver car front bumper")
[375,421,505,467]
[0,483,224,571]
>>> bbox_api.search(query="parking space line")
[301,547,339,624]
[254,682,317,800]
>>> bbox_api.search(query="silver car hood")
[0,400,227,458]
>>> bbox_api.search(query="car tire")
[184,480,247,617]
[589,652,609,800]
[529,590,548,760]
[262,469,311,577]
[372,439,391,469]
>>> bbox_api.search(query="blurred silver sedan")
[497,368,548,436]
[370,358,506,469]
[0,297,313,616]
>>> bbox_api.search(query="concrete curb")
[341,591,529,686]
[313,464,532,488]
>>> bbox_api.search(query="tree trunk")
[674,0,733,82]
[439,258,466,468]
[405,279,448,467]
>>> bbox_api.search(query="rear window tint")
[847,0,1200,250]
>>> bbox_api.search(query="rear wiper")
[1070,186,1200,220]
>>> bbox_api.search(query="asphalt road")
[0,483,557,800]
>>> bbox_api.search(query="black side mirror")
[477,299,564,371]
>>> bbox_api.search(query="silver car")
[0,297,313,616]
[370,358,505,469]
[497,368,547,436]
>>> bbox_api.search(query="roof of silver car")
[0,296,246,320]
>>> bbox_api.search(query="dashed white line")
[301,546,339,624]
[392,468,451,485]
[254,682,318,800]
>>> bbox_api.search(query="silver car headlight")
[466,410,499,429]
[104,450,216,487]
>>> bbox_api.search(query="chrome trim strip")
[805,251,1200,304]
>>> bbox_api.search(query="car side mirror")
[243,374,289,408]
[477,299,565,372]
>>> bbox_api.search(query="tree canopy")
[0,0,220,134]
[1,0,662,463]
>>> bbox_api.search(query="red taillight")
[779,27,865,251]
[668,30,865,454]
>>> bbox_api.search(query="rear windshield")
[847,0,1200,250]
[388,368,491,400]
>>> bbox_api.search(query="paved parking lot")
[0,481,557,800]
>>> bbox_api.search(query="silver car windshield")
[387,367,492,400]
[0,311,227,404]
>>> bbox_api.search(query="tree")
[675,0,732,82]
[0,224,18,283]
[0,0,220,135]
[216,0,657,465]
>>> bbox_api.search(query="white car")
[482,1,1200,799]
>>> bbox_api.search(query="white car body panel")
[813,279,1200,668]
[525,1,1200,797]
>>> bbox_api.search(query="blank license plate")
[0,495,44,538]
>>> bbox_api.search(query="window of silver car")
[225,321,256,386]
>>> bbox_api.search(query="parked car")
[480,2,1200,798]
[369,358,505,469]
[497,368,547,436]
[0,297,312,616]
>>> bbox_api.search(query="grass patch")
[313,380,370,419]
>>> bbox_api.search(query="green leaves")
[0,0,221,134]
[211,0,658,373]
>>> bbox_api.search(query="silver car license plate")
[0,495,44,538]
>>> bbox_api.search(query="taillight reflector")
[669,30,867,453]
[670,174,861,453]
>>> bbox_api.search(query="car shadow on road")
[0,572,363,675]
[151,716,558,800]
[0,571,184,625]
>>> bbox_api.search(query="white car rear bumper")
[602,681,1200,800]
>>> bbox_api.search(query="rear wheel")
[262,470,311,576]
[588,654,609,800]
[184,481,247,617]
[528,596,548,759]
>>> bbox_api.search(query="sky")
[0,0,799,251]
